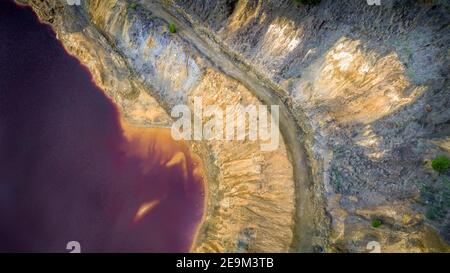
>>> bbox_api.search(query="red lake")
[0,0,205,252]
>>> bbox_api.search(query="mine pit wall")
[19,0,302,252]
[165,0,450,252]
[18,0,450,252]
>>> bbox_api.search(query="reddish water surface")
[0,1,204,252]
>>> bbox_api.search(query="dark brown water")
[0,1,204,252]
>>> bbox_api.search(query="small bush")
[331,168,343,193]
[169,23,177,33]
[420,176,450,222]
[432,155,450,173]
[371,219,382,228]
[426,205,446,221]
[129,3,138,10]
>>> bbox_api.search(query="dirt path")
[140,0,326,252]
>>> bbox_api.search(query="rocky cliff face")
[20,0,450,252]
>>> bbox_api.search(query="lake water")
[0,0,204,252]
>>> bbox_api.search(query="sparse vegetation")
[371,219,382,228]
[331,167,343,193]
[432,155,450,173]
[420,176,450,221]
[129,2,138,10]
[169,23,177,33]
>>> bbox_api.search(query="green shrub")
[331,168,343,193]
[129,3,138,10]
[426,205,446,221]
[169,23,177,33]
[371,219,382,228]
[294,0,321,5]
[419,176,450,222]
[432,155,450,173]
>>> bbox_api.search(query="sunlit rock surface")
[163,0,450,251]
[19,0,450,252]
